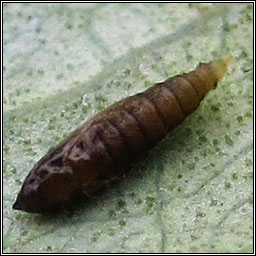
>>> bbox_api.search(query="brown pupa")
[13,58,230,213]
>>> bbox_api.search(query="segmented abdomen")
[13,58,230,213]
[82,71,212,166]
[70,65,221,185]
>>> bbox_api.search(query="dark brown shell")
[13,58,230,213]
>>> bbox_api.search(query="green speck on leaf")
[188,3,197,8]
[194,156,199,162]
[241,4,253,22]
[212,138,219,146]
[72,102,79,109]
[144,80,153,87]
[211,103,221,112]
[108,228,116,237]
[235,130,241,136]
[95,94,107,103]
[46,246,52,251]
[186,54,193,61]
[48,119,57,130]
[129,192,136,197]
[177,174,183,179]
[116,199,126,209]
[199,135,207,143]
[177,187,183,192]
[9,129,15,135]
[245,111,252,118]
[35,26,41,33]
[183,41,192,48]
[66,22,72,30]
[119,219,126,227]
[10,115,17,122]
[37,69,44,75]
[91,231,101,242]
[56,73,64,80]
[27,71,33,77]
[240,49,248,59]
[245,158,252,167]
[108,209,116,217]
[223,22,237,33]
[225,123,231,128]
[39,39,46,44]
[124,82,132,89]
[232,172,238,180]
[195,129,203,136]
[66,63,74,70]
[243,171,253,180]
[187,162,195,170]
[225,182,232,189]
[225,135,234,146]
[10,166,17,174]
[237,115,244,123]
[145,196,155,209]
[22,138,31,145]
[82,106,88,114]
[136,198,143,205]
[15,179,22,186]
[123,69,131,76]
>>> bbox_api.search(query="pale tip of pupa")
[211,56,233,81]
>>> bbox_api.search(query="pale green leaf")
[3,3,253,253]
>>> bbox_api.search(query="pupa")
[13,58,231,213]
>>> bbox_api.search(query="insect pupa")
[13,58,231,213]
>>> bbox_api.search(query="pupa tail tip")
[211,56,233,81]
[221,55,233,66]
[214,56,233,68]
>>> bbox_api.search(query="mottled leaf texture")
[3,3,253,253]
